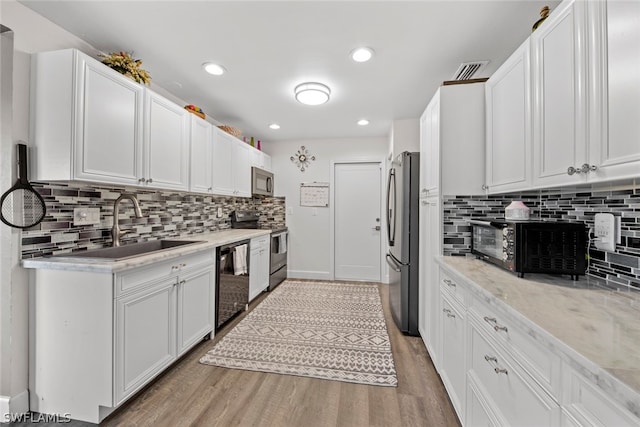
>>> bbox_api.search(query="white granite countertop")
[437,255,640,415]
[22,229,271,273]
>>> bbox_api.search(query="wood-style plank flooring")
[13,281,460,427]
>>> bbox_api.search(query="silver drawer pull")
[443,308,451,314]
[179,280,186,285]
[180,263,187,268]
[494,324,508,333]
[443,279,456,287]
[494,367,508,375]
[483,316,497,324]
[484,355,497,363]
[171,265,179,271]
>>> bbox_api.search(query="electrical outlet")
[594,213,617,252]
[73,207,100,226]
[217,207,223,218]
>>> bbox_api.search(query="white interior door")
[334,162,382,281]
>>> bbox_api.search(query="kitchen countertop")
[437,255,640,416]
[21,229,271,273]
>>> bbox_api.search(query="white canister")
[505,201,530,220]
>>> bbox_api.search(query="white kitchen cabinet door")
[74,55,144,185]
[233,140,252,197]
[177,267,214,355]
[144,91,190,190]
[115,279,176,405]
[249,236,270,302]
[532,0,588,188]
[212,129,235,196]
[422,93,440,195]
[189,116,213,193]
[485,39,532,194]
[440,292,466,420]
[418,110,430,198]
[587,0,640,183]
[418,195,441,368]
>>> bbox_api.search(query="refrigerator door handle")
[388,250,407,267]
[386,168,396,246]
[385,253,401,272]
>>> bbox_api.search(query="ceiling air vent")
[451,60,489,81]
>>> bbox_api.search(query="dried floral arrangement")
[99,51,151,85]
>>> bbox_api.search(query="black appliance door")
[216,243,250,329]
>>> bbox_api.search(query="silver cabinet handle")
[484,355,497,363]
[586,163,598,172]
[494,324,508,333]
[567,166,577,175]
[568,164,598,175]
[171,265,179,271]
[443,279,456,287]
[138,178,145,183]
[442,308,455,318]
[421,188,428,195]
[483,316,497,324]
[146,178,153,183]
[179,280,186,285]
[494,367,508,375]
[481,184,488,190]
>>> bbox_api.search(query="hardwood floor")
[13,281,460,427]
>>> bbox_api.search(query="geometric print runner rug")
[199,280,398,387]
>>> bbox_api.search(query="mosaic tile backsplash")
[21,182,286,259]
[442,182,640,289]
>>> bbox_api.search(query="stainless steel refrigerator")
[385,151,420,336]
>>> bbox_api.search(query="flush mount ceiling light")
[357,119,370,126]
[351,47,374,63]
[269,123,281,130]
[202,62,225,76]
[294,82,331,106]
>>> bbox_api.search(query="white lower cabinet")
[29,248,215,423]
[440,291,466,418]
[434,260,640,426]
[249,235,270,302]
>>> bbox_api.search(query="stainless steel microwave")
[470,219,586,279]
[251,167,274,197]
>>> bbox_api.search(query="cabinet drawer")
[469,323,560,427]
[469,293,561,398]
[250,235,270,251]
[562,365,639,427]
[440,269,465,304]
[440,292,466,418]
[116,250,215,297]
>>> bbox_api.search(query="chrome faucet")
[111,193,143,247]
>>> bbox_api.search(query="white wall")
[264,137,388,280]
[390,118,420,158]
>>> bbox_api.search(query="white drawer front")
[250,235,270,251]
[469,322,560,427]
[469,293,561,398]
[116,250,215,297]
[440,269,465,304]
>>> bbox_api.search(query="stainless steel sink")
[52,240,206,261]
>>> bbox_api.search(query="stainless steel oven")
[269,229,288,290]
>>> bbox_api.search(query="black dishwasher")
[215,240,250,330]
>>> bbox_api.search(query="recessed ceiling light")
[357,119,370,126]
[269,123,280,130]
[351,47,374,63]
[202,62,225,76]
[294,82,331,106]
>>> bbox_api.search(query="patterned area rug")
[200,280,397,387]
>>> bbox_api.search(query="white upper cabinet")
[31,49,145,184]
[212,128,252,197]
[420,83,485,197]
[143,91,190,191]
[485,39,532,194]
[587,0,640,182]
[189,115,214,194]
[532,0,588,187]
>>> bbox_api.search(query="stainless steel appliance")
[216,240,250,329]
[251,167,274,197]
[231,210,288,291]
[269,228,288,290]
[385,151,420,336]
[470,219,586,279]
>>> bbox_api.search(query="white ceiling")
[18,0,558,143]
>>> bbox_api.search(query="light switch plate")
[73,207,100,226]
[217,207,223,218]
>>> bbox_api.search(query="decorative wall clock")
[291,146,315,171]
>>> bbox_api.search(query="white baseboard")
[287,270,332,281]
[0,389,29,423]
